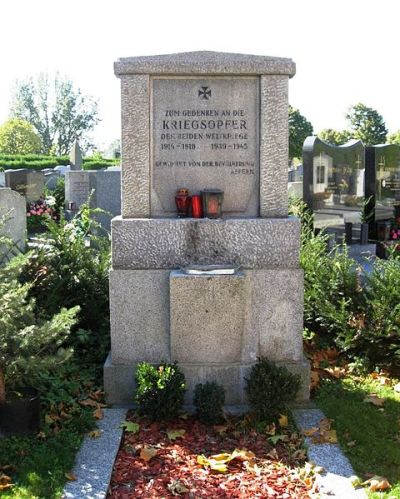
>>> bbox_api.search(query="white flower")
[46,195,56,207]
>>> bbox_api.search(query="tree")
[11,74,99,155]
[289,106,313,161]
[387,130,400,145]
[318,128,352,146]
[346,102,387,145]
[0,118,42,154]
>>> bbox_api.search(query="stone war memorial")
[104,51,310,407]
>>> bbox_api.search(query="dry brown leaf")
[364,394,385,407]
[65,472,77,481]
[140,446,158,462]
[278,414,288,427]
[89,429,102,438]
[363,476,391,492]
[79,398,98,408]
[93,408,104,420]
[303,427,319,437]
[266,448,279,460]
[213,425,228,435]
[0,474,12,491]
[310,371,320,390]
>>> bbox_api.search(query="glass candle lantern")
[201,189,224,218]
[175,188,191,217]
[191,194,203,218]
[376,220,392,241]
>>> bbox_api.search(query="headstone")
[0,172,5,187]
[44,171,61,190]
[303,136,365,228]
[104,51,310,407]
[54,165,71,175]
[0,188,26,260]
[5,169,45,203]
[65,170,121,231]
[365,144,400,224]
[69,140,83,171]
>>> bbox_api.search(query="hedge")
[0,155,119,171]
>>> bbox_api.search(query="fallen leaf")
[230,449,256,461]
[93,408,103,420]
[362,475,391,492]
[322,429,338,444]
[350,475,362,487]
[278,414,288,427]
[36,431,46,440]
[303,427,319,437]
[197,454,228,473]
[79,398,98,408]
[167,429,186,441]
[347,440,357,447]
[167,479,189,495]
[65,472,77,481]
[244,460,261,475]
[310,370,320,390]
[264,423,276,436]
[213,425,228,434]
[266,448,279,460]
[140,446,158,462]
[88,429,102,438]
[0,474,12,491]
[268,434,287,445]
[120,421,140,433]
[364,394,385,407]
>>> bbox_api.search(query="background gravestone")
[65,170,121,231]
[69,140,83,171]
[303,136,365,229]
[5,169,45,203]
[0,188,26,260]
[365,144,400,225]
[105,51,310,407]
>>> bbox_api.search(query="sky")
[1,0,399,150]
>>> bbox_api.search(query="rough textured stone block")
[170,271,246,364]
[111,217,300,270]
[0,188,26,256]
[248,269,304,362]
[5,169,44,203]
[114,51,296,76]
[110,270,170,364]
[120,75,150,218]
[260,75,289,217]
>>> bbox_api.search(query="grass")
[315,373,400,498]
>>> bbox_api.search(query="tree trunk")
[0,368,5,403]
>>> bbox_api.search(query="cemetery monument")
[104,51,310,407]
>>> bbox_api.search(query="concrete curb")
[293,409,367,498]
[63,408,126,499]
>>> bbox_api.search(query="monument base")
[104,352,310,406]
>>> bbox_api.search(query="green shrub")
[245,358,301,422]
[194,381,225,425]
[135,362,186,421]
[21,204,111,370]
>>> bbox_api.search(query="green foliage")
[0,154,118,170]
[318,128,352,146]
[346,102,387,145]
[0,254,79,401]
[20,204,111,369]
[11,73,99,154]
[0,119,43,154]
[354,255,400,368]
[51,176,65,218]
[135,362,186,421]
[245,357,301,422]
[194,381,225,425]
[288,106,313,160]
[387,130,400,145]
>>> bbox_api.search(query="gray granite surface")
[63,408,126,499]
[293,408,367,498]
[115,51,296,76]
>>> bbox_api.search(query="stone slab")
[0,187,26,257]
[110,270,170,364]
[63,408,126,499]
[111,216,300,269]
[249,269,304,363]
[170,271,247,364]
[115,51,296,76]
[151,76,259,217]
[5,169,44,203]
[293,409,367,498]
[65,171,96,208]
[104,356,309,406]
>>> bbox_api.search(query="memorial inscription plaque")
[151,77,259,216]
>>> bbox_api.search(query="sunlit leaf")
[362,475,391,492]
[89,429,102,438]
[167,429,186,441]
[140,446,158,462]
[364,394,385,407]
[231,449,256,461]
[65,472,77,481]
[120,421,140,433]
[303,427,319,437]
[93,408,103,420]
[278,414,288,427]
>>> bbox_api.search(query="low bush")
[135,362,186,421]
[194,381,225,425]
[245,357,301,422]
